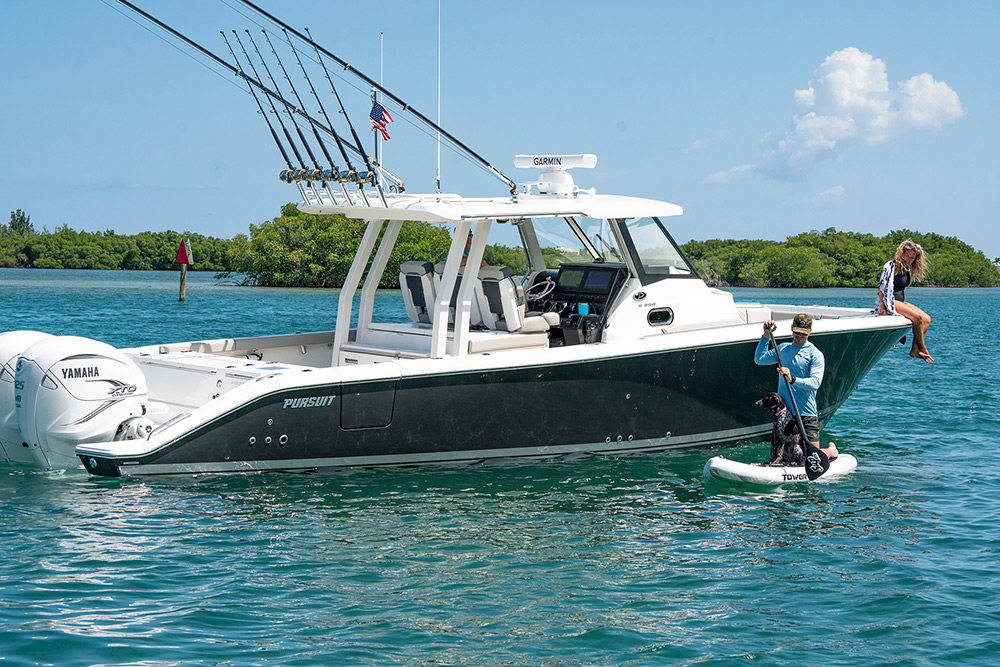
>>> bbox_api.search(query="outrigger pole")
[114,0,368,186]
[237,0,519,195]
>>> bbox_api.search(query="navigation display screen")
[554,263,623,297]
[558,269,585,290]
[583,271,612,291]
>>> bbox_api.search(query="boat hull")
[78,323,907,476]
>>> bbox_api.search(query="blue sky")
[2,1,996,260]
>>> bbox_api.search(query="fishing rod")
[300,27,384,205]
[112,0,361,182]
[283,28,355,181]
[260,30,336,174]
[228,30,304,170]
[223,30,305,174]
[219,30,292,171]
[304,26,369,176]
[280,29,357,199]
[240,0,518,195]
[243,30,320,173]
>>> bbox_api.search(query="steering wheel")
[524,276,556,301]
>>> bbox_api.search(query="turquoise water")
[1,269,998,666]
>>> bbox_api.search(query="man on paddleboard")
[754,314,839,460]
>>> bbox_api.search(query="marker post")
[175,239,193,301]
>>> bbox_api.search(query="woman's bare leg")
[894,300,933,362]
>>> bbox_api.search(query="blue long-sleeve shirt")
[754,337,824,417]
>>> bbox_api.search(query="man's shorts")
[799,415,820,443]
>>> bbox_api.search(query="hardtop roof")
[298,191,684,223]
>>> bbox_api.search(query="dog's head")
[755,391,785,413]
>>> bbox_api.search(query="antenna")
[437,0,441,194]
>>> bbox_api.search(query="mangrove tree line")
[1,210,231,272]
[3,207,997,288]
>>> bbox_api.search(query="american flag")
[370,101,393,140]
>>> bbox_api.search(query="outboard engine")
[15,336,149,470]
[0,331,54,464]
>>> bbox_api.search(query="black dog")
[755,392,805,465]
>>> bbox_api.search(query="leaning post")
[175,238,193,301]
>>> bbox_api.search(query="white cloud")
[682,130,730,154]
[713,47,965,182]
[800,185,846,206]
[896,72,966,130]
[681,138,708,154]
[702,163,755,184]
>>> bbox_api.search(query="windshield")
[620,217,697,280]
[532,216,621,268]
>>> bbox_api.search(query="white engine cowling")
[15,336,149,470]
[0,330,54,464]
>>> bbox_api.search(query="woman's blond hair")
[894,239,927,282]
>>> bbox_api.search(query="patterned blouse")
[876,259,898,315]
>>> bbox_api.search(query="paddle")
[766,327,830,480]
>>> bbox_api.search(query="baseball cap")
[791,313,812,334]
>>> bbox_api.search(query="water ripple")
[1,278,999,665]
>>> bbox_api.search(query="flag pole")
[378,31,384,166]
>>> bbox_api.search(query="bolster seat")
[434,261,484,326]
[399,261,437,324]
[477,266,551,334]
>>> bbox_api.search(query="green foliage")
[4,209,36,238]
[681,227,999,288]
[738,244,836,288]
[4,206,994,290]
[224,204,526,288]
[484,245,528,274]
[0,218,233,272]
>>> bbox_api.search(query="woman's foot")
[910,350,934,363]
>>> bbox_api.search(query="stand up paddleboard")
[703,454,858,486]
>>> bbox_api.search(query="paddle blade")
[804,441,831,480]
